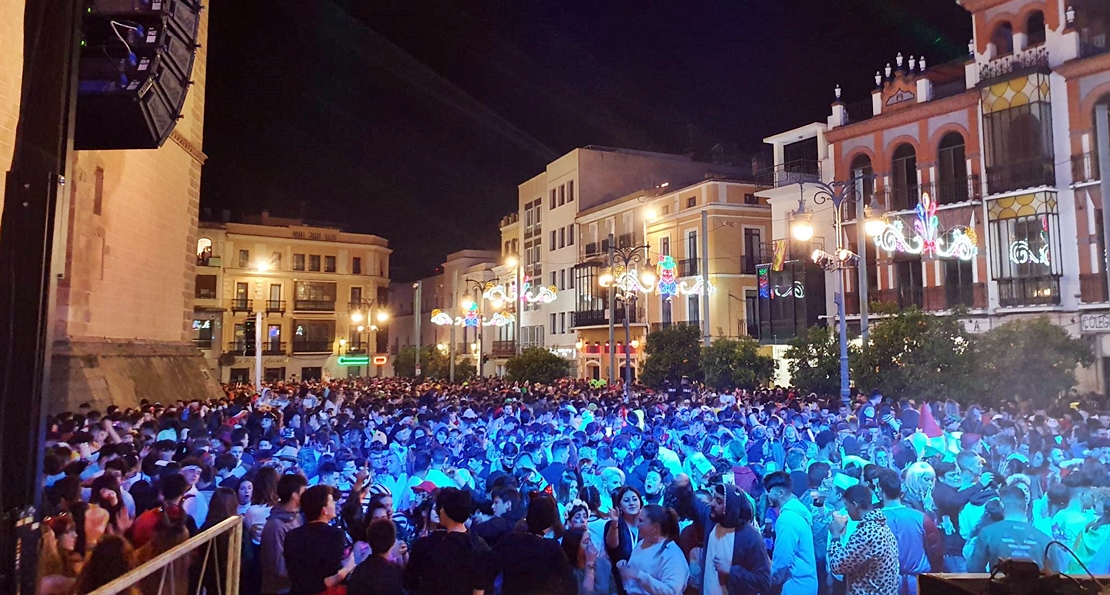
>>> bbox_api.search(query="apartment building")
[501,146,748,376]
[571,179,772,380]
[194,213,391,383]
[757,0,1110,391]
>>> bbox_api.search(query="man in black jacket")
[671,475,771,595]
[403,487,491,595]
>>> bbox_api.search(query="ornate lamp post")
[599,245,656,399]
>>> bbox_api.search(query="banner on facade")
[771,240,788,272]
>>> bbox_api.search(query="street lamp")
[349,298,389,376]
[790,178,884,405]
[599,244,655,399]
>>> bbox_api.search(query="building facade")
[501,146,749,376]
[758,0,1110,391]
[194,214,391,383]
[571,179,772,380]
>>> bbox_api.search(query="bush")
[701,337,775,391]
[506,347,569,384]
[640,324,702,388]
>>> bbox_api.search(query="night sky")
[199,0,971,281]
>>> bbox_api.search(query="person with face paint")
[670,474,770,595]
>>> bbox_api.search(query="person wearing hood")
[670,475,770,595]
[764,471,818,595]
[829,484,899,595]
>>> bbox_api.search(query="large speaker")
[74,0,202,150]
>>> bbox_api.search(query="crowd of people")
[36,376,1110,595]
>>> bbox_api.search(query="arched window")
[992,21,1015,55]
[1026,11,1046,47]
[196,238,212,265]
[936,132,968,204]
[847,154,873,220]
[890,144,918,211]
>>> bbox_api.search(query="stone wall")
[0,0,25,214]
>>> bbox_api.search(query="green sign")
[338,355,370,367]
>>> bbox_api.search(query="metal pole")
[450,269,458,382]
[837,273,850,404]
[254,310,263,388]
[515,263,522,355]
[700,210,710,346]
[1097,104,1110,304]
[608,233,616,385]
[857,193,871,341]
[623,298,631,399]
[413,282,422,377]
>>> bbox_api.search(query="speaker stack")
[75,0,202,150]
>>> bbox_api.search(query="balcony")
[997,276,1060,308]
[1081,273,1108,304]
[264,300,286,314]
[678,257,699,277]
[986,158,1056,195]
[618,233,635,249]
[649,321,699,333]
[896,286,924,310]
[931,79,968,101]
[491,340,517,357]
[292,340,333,353]
[1073,152,1101,185]
[196,255,222,267]
[573,306,645,327]
[843,100,874,125]
[230,298,252,313]
[754,159,821,188]
[582,342,637,355]
[885,185,921,212]
[928,174,982,205]
[195,288,217,300]
[979,45,1049,83]
[294,300,335,312]
[193,338,213,349]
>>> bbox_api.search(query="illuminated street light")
[376,311,390,323]
[350,310,364,323]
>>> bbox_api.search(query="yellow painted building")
[571,178,771,380]
[195,213,391,383]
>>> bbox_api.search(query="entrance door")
[301,366,322,381]
[267,324,282,353]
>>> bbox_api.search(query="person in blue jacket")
[671,474,771,595]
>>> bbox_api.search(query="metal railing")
[754,159,821,187]
[1080,28,1109,59]
[228,341,284,355]
[292,340,334,353]
[230,298,252,313]
[932,79,968,101]
[997,276,1060,307]
[87,516,242,595]
[929,174,982,205]
[195,288,217,300]
[885,185,921,212]
[1073,152,1101,184]
[491,340,516,357]
[678,257,699,277]
[196,255,222,267]
[844,100,875,125]
[650,321,699,333]
[979,45,1049,82]
[573,306,645,327]
[193,338,213,349]
[293,299,336,312]
[986,158,1056,194]
[264,299,286,313]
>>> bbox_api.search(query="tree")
[701,337,775,391]
[977,316,1094,407]
[852,304,979,402]
[640,323,702,387]
[506,347,570,384]
[784,325,850,397]
[392,346,474,380]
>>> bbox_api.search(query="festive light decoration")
[431,308,515,327]
[430,309,454,325]
[607,267,656,294]
[481,276,558,305]
[1009,216,1051,267]
[656,255,678,300]
[772,281,805,299]
[462,302,480,327]
[757,266,770,298]
[873,193,978,261]
[676,277,716,296]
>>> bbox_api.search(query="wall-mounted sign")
[338,355,371,366]
[372,355,388,366]
[1081,313,1110,334]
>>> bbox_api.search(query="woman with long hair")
[605,486,643,595]
[39,514,82,594]
[73,535,138,595]
[903,462,937,515]
[244,467,279,544]
[556,470,582,520]
[235,478,253,515]
[562,527,600,595]
[489,493,577,595]
[89,475,132,537]
[616,504,688,595]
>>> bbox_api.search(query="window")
[266,252,280,271]
[567,225,575,245]
[983,86,1055,193]
[550,231,556,250]
[293,253,305,271]
[743,228,762,275]
[559,227,566,248]
[687,230,698,259]
[559,269,566,290]
[686,196,697,208]
[309,255,321,271]
[195,274,217,299]
[352,257,362,275]
[294,281,337,311]
[292,319,336,352]
[192,317,214,347]
[745,290,759,337]
[944,260,975,309]
[688,295,700,322]
[992,21,1014,55]
[550,313,557,335]
[559,312,566,334]
[196,238,213,262]
[890,144,918,211]
[661,298,672,324]
[847,154,874,220]
[559,184,566,206]
[1026,11,1046,46]
[351,286,362,303]
[568,269,574,289]
[93,167,104,215]
[895,257,924,309]
[988,192,1062,306]
[551,271,557,287]
[238,250,250,268]
[660,236,670,256]
[744,193,758,205]
[324,255,336,273]
[936,133,968,204]
[551,189,557,210]
[568,180,574,202]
